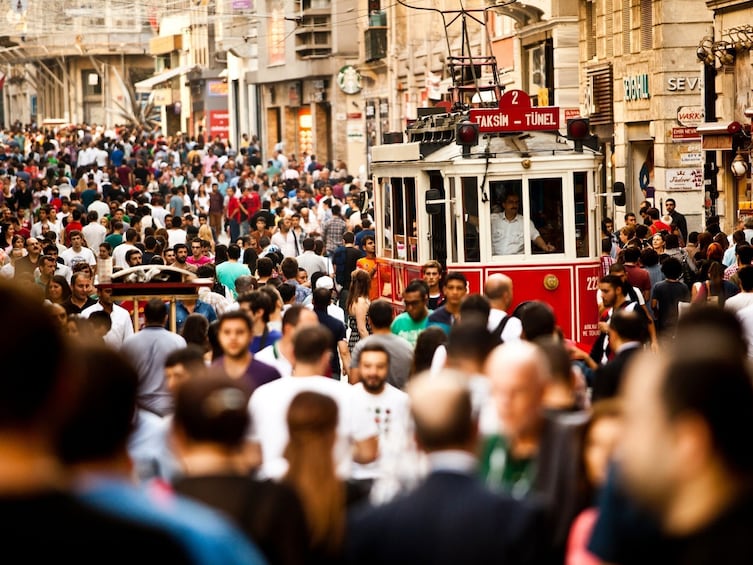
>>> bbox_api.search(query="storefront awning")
[134,65,199,92]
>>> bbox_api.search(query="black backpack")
[491,314,513,345]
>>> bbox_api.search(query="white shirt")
[270,230,298,257]
[80,302,135,349]
[82,221,107,253]
[249,376,378,480]
[112,243,139,270]
[60,245,96,268]
[486,308,523,343]
[349,382,411,480]
[88,200,110,220]
[738,304,753,360]
[167,228,187,248]
[490,212,541,255]
[255,343,293,379]
[725,292,753,314]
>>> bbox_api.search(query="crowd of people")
[1,123,753,563]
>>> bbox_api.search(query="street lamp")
[731,151,748,178]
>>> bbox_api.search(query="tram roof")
[372,130,600,165]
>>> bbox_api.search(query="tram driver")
[491,192,555,255]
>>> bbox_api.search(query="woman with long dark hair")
[346,269,371,353]
[283,392,346,563]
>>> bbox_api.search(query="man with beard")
[173,243,197,274]
[349,343,411,485]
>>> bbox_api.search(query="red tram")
[370,89,604,346]
[366,3,607,347]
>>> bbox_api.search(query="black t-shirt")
[665,493,753,565]
[315,309,347,377]
[651,280,690,334]
[173,475,308,565]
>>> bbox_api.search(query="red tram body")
[369,90,605,347]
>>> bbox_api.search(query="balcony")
[364,27,387,61]
[295,15,331,59]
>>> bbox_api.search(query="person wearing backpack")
[484,273,522,344]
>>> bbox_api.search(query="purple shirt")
[212,357,282,392]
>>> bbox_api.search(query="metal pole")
[704,51,718,219]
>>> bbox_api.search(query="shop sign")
[624,74,650,101]
[677,106,704,127]
[337,65,362,94]
[666,168,703,190]
[671,127,700,142]
[680,152,703,165]
[667,77,702,91]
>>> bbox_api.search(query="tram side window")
[393,179,406,259]
[528,178,564,254]
[574,172,589,258]
[461,177,480,262]
[380,178,393,257]
[404,178,417,262]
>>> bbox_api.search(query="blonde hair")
[198,224,215,253]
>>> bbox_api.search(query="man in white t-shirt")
[484,273,523,343]
[81,211,108,253]
[81,286,134,349]
[60,230,96,269]
[349,343,411,482]
[249,325,379,480]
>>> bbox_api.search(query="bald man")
[480,342,586,563]
[484,273,522,343]
[347,370,542,565]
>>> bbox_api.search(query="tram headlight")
[456,120,479,156]
[566,118,595,153]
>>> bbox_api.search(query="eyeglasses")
[404,300,424,307]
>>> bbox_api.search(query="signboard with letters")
[676,106,704,127]
[469,90,559,133]
[666,168,703,190]
[671,127,700,142]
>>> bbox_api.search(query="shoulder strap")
[491,314,512,343]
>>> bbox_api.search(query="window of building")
[586,1,596,60]
[622,0,631,54]
[605,0,614,58]
[640,0,652,51]
[82,70,102,97]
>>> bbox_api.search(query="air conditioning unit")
[364,27,387,62]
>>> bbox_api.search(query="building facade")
[578,0,712,232]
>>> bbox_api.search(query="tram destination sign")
[469,89,560,133]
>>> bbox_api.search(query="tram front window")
[489,179,563,255]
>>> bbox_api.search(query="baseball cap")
[315,276,334,290]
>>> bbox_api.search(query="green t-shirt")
[390,311,430,348]
[104,233,123,249]
[479,434,536,499]
[216,261,251,299]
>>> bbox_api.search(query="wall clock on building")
[337,65,362,95]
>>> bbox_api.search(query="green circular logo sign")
[337,65,362,94]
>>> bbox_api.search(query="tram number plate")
[586,276,599,291]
